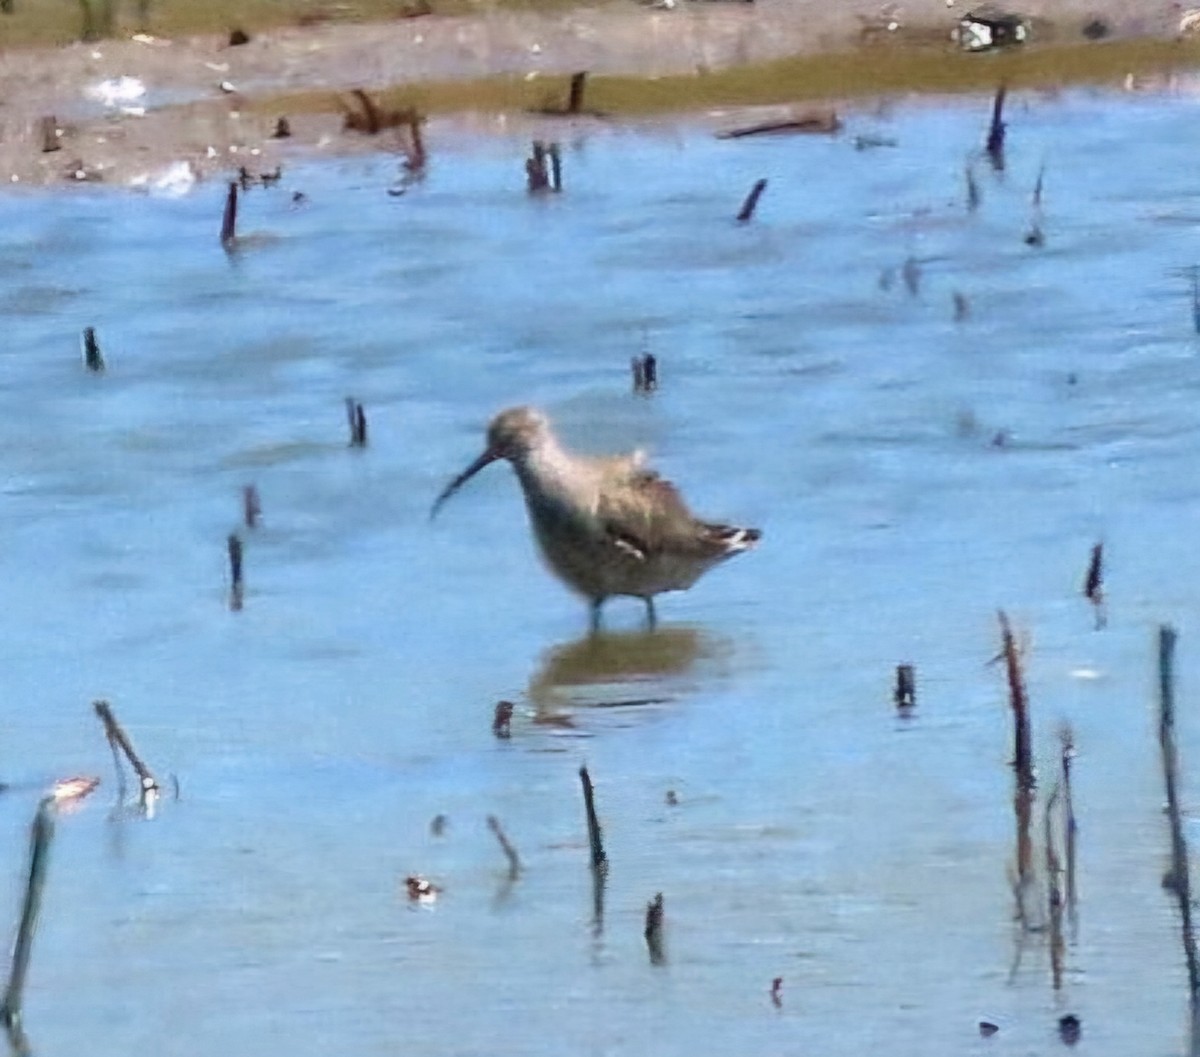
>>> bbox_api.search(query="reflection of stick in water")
[94,700,159,802]
[1045,784,1064,990]
[1157,626,1200,1004]
[1060,725,1079,924]
[1,798,56,1035]
[487,816,521,881]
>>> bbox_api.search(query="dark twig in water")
[81,326,104,372]
[1157,625,1200,1004]
[998,611,1035,923]
[644,892,666,965]
[1190,267,1200,335]
[1032,163,1045,209]
[220,181,238,248]
[901,256,921,298]
[717,113,841,138]
[631,353,657,394]
[487,815,522,880]
[736,178,768,223]
[1,798,55,1036]
[94,700,159,800]
[579,764,607,872]
[1045,783,1065,990]
[492,700,514,738]
[953,291,970,322]
[770,977,783,1008]
[1083,542,1106,629]
[1060,724,1078,922]
[965,163,980,211]
[346,398,368,447]
[525,141,560,194]
[985,83,1007,171]
[402,108,427,172]
[242,484,261,529]
[894,663,916,711]
[227,533,244,611]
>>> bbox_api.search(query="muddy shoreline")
[0,0,1192,190]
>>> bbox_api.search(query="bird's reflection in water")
[527,624,724,721]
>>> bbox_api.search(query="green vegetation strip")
[245,37,1200,120]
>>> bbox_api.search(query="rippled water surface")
[4,86,1200,1056]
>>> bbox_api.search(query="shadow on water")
[526,624,726,718]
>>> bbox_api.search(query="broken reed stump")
[770,977,783,1008]
[492,700,514,738]
[525,142,561,194]
[1157,625,1200,1003]
[631,353,657,393]
[39,116,59,154]
[94,700,159,800]
[227,533,244,611]
[242,484,261,529]
[1045,783,1065,990]
[345,398,368,447]
[403,109,427,172]
[578,764,607,872]
[965,163,980,211]
[894,663,916,711]
[0,798,55,1034]
[736,178,768,223]
[81,326,104,371]
[220,180,238,248]
[985,83,1007,171]
[567,71,587,115]
[1083,542,1106,629]
[272,116,292,139]
[487,815,522,880]
[644,892,666,965]
[998,611,1035,921]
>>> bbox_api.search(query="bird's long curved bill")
[430,448,501,520]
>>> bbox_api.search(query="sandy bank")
[0,0,1191,189]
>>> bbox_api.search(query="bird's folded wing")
[597,469,714,559]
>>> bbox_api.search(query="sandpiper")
[431,406,760,629]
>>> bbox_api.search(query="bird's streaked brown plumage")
[432,406,760,628]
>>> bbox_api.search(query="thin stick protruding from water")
[1083,542,1106,629]
[1191,267,1200,334]
[492,700,514,738]
[81,326,104,372]
[94,700,159,799]
[1158,625,1200,1003]
[965,163,980,211]
[736,178,768,223]
[579,764,607,871]
[220,181,238,248]
[985,83,1007,170]
[567,71,588,115]
[999,610,1035,925]
[894,663,916,711]
[243,484,261,529]
[345,398,368,447]
[227,533,244,611]
[0,798,55,1034]
[487,815,521,880]
[644,892,665,965]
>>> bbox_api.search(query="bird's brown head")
[431,406,549,519]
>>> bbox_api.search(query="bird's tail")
[705,524,762,555]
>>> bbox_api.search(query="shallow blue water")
[2,86,1200,1055]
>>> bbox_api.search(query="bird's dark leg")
[589,599,604,634]
[644,597,657,630]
